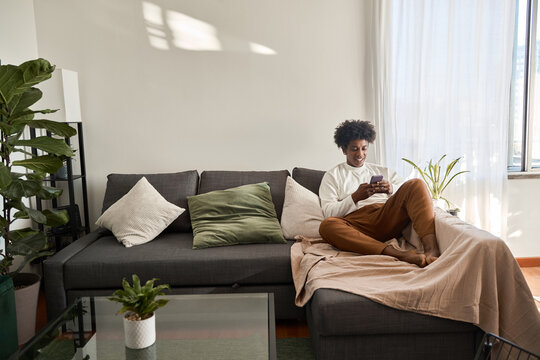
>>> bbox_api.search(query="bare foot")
[425,253,439,265]
[399,250,428,267]
[383,246,427,267]
[421,234,440,265]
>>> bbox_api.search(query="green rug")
[277,338,315,360]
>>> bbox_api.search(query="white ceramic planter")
[123,313,156,349]
[432,198,447,211]
[14,273,41,345]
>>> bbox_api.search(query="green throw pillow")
[187,182,286,249]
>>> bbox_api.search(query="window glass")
[533,3,540,168]
[509,0,527,170]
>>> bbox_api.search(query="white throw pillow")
[280,176,325,239]
[96,177,185,247]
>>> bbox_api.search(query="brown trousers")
[319,178,435,255]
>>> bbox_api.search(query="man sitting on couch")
[318,120,440,267]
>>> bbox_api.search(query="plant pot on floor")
[0,275,18,358]
[13,272,41,345]
[123,312,156,349]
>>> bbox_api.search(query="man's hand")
[374,179,393,195]
[351,180,393,203]
[352,183,376,202]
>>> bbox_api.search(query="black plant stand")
[30,122,90,250]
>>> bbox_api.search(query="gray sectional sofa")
[43,168,482,360]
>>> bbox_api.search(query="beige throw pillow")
[96,177,185,247]
[280,176,325,239]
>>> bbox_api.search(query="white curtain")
[370,0,515,237]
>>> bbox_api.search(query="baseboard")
[516,257,540,267]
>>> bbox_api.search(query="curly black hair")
[334,120,376,148]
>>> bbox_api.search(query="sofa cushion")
[281,176,324,239]
[308,288,478,336]
[96,177,185,247]
[198,170,289,220]
[101,171,198,232]
[292,167,325,196]
[188,182,286,249]
[63,232,295,289]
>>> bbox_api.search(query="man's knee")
[319,217,344,238]
[403,178,427,192]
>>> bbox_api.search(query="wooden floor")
[35,266,540,339]
[522,267,540,311]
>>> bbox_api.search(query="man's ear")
[341,146,347,155]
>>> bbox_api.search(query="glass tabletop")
[12,293,276,360]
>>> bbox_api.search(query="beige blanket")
[291,209,540,354]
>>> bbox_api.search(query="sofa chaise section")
[307,288,482,360]
[291,167,483,360]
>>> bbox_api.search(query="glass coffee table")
[12,293,276,360]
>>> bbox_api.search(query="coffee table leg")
[268,293,277,360]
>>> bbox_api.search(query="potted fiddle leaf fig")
[0,58,76,345]
[402,155,469,212]
[108,274,169,349]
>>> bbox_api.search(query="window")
[509,0,540,172]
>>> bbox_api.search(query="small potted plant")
[402,155,469,212]
[108,274,169,349]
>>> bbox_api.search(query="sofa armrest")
[403,208,498,256]
[434,208,498,254]
[43,228,109,320]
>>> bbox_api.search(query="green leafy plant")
[402,155,469,209]
[108,274,170,320]
[0,58,77,277]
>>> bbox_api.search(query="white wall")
[506,178,540,257]
[0,0,39,64]
[33,0,373,227]
[31,0,540,257]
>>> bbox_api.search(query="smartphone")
[369,175,383,184]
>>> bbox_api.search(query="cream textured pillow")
[96,177,185,247]
[280,176,325,239]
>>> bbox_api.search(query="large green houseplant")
[0,58,75,276]
[402,155,469,211]
[0,58,76,345]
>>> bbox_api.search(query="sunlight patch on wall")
[147,27,166,37]
[488,193,503,238]
[506,209,523,240]
[249,42,277,55]
[148,36,169,50]
[508,229,523,239]
[167,11,221,51]
[143,1,164,25]
[141,1,277,55]
[143,1,169,50]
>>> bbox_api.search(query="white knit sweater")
[319,162,404,218]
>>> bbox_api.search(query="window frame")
[508,0,540,176]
